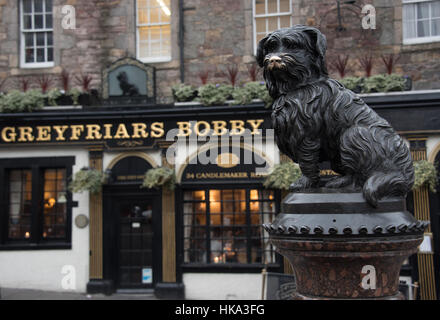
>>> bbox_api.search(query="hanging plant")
[68,168,105,194]
[413,160,438,193]
[264,161,302,191]
[141,167,176,191]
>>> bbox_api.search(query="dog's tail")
[363,169,413,207]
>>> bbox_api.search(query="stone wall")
[1,0,440,102]
[293,0,440,89]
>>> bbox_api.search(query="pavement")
[0,287,158,300]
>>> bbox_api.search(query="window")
[253,0,293,54]
[20,0,54,68]
[136,0,172,63]
[8,170,32,240]
[183,189,278,267]
[403,0,440,44]
[0,157,74,249]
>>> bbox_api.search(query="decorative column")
[409,137,437,300]
[155,141,184,299]
[86,148,110,294]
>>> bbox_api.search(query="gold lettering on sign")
[103,124,113,139]
[53,126,69,141]
[230,120,245,135]
[151,122,165,138]
[86,124,103,140]
[0,119,265,144]
[177,122,191,137]
[18,127,34,142]
[114,124,130,139]
[2,127,17,142]
[195,172,249,179]
[132,123,149,139]
[36,126,51,141]
[247,119,264,135]
[70,125,84,141]
[212,121,228,136]
[194,121,210,137]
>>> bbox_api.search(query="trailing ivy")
[264,161,302,191]
[141,167,176,191]
[68,168,105,194]
[413,160,438,193]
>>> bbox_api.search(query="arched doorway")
[102,154,162,292]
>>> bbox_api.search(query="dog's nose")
[269,56,282,63]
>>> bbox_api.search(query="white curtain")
[403,3,417,39]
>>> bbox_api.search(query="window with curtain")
[253,0,293,54]
[183,188,278,267]
[20,0,54,68]
[136,0,172,63]
[403,0,440,44]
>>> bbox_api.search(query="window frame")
[0,157,75,251]
[253,0,293,55]
[19,0,55,69]
[179,184,282,273]
[135,0,172,64]
[402,0,440,45]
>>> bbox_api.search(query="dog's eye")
[265,40,278,51]
[282,39,297,49]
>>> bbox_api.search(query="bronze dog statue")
[257,25,414,207]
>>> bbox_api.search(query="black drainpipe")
[179,0,185,83]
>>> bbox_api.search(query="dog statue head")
[256,25,329,98]
[117,71,128,83]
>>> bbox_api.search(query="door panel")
[117,200,154,289]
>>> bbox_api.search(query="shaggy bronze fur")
[257,25,414,207]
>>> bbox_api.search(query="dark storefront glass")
[183,188,277,265]
[43,169,67,239]
[8,170,32,240]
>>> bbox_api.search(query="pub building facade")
[1,0,440,299]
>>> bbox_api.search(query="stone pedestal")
[263,189,428,300]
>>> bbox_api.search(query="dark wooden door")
[116,198,155,289]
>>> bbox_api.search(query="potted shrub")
[0,90,45,113]
[172,83,198,103]
[141,167,176,191]
[68,167,106,195]
[263,161,302,191]
[413,160,438,193]
[197,84,229,106]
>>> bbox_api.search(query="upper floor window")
[253,0,293,54]
[403,0,440,44]
[136,0,172,63]
[20,0,54,68]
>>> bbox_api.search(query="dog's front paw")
[290,175,318,191]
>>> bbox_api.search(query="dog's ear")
[256,33,271,67]
[303,27,327,58]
